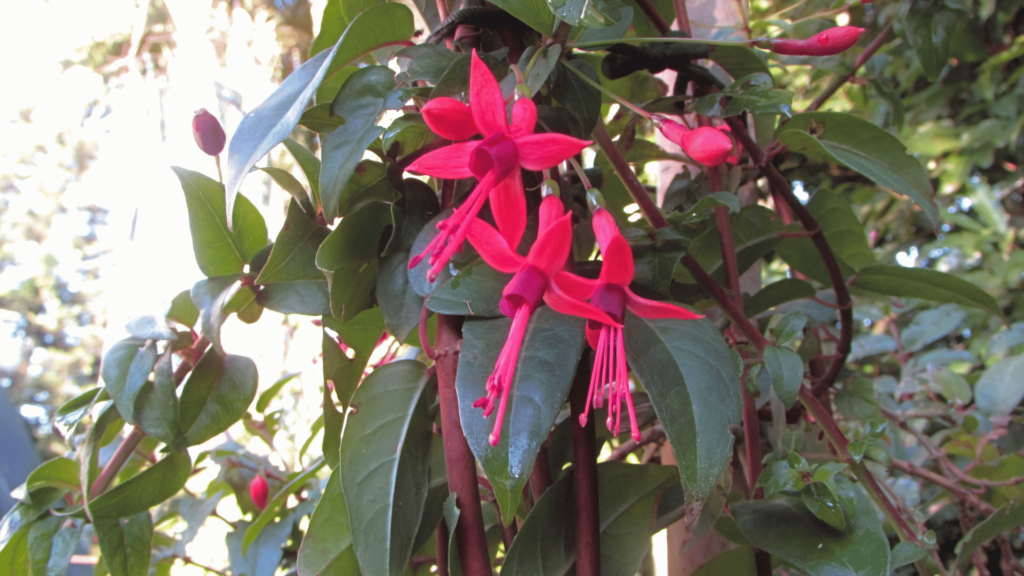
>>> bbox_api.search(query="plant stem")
[569,353,601,576]
[634,0,671,34]
[807,23,895,112]
[673,0,692,34]
[591,123,665,226]
[435,314,492,576]
[436,517,450,576]
[567,36,749,50]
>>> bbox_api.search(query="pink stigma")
[473,303,534,447]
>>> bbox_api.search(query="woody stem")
[570,351,601,576]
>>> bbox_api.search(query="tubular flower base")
[766,26,866,56]
[466,196,619,446]
[654,117,736,167]
[406,50,592,281]
[557,208,703,440]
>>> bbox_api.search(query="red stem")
[569,355,601,576]
[435,314,492,575]
[673,0,692,35]
[633,0,671,34]
[436,518,450,576]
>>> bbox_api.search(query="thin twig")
[607,426,666,460]
[634,0,671,34]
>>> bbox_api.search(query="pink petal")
[527,214,572,277]
[515,133,592,171]
[679,127,734,167]
[544,281,621,327]
[421,97,479,141]
[466,218,526,274]
[538,194,564,233]
[406,142,477,178]
[470,50,509,137]
[510,98,537,138]
[591,208,620,253]
[597,235,635,286]
[625,290,704,320]
[553,270,599,301]
[489,170,527,250]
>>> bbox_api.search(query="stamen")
[478,303,534,447]
[408,172,496,279]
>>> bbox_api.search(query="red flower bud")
[192,108,226,156]
[768,26,865,56]
[656,119,734,167]
[249,474,269,511]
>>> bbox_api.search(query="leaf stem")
[567,36,749,50]
[633,0,671,34]
[569,352,601,576]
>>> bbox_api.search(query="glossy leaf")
[283,138,322,208]
[28,515,82,576]
[903,1,960,81]
[709,44,771,81]
[26,458,80,494]
[178,349,258,446]
[675,205,783,285]
[691,547,758,576]
[624,313,741,503]
[551,60,602,135]
[425,260,512,317]
[457,307,587,521]
[321,307,386,406]
[335,161,398,220]
[256,200,329,284]
[487,0,557,35]
[79,404,124,516]
[746,279,816,317]
[133,348,183,447]
[321,3,414,78]
[124,315,176,341]
[297,470,355,576]
[340,361,433,576]
[775,189,875,283]
[257,280,332,316]
[167,289,200,329]
[191,275,241,355]
[310,0,376,55]
[443,494,462,576]
[89,450,191,519]
[173,167,268,276]
[953,497,1024,571]
[258,167,314,215]
[547,0,615,27]
[574,2,633,46]
[776,113,939,227]
[94,512,152,576]
[501,462,677,576]
[101,338,156,425]
[395,43,461,85]
[316,202,392,320]
[975,353,1024,416]
[763,345,804,408]
[297,103,345,134]
[852,264,1003,317]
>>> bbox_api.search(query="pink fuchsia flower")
[192,109,226,156]
[406,50,593,281]
[556,208,703,440]
[466,195,620,447]
[767,26,865,56]
[249,474,269,511]
[654,117,736,167]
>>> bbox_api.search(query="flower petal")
[509,98,537,138]
[591,208,620,253]
[597,234,635,286]
[421,97,479,141]
[553,270,599,301]
[470,50,508,137]
[538,194,564,233]
[527,213,572,277]
[406,142,477,178]
[466,218,526,274]
[515,133,592,171]
[625,290,704,320]
[489,170,527,250]
[544,281,621,327]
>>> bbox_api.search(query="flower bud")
[192,108,226,156]
[249,474,269,511]
[768,26,865,57]
[655,118,734,167]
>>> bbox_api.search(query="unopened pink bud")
[656,119,734,167]
[192,109,226,156]
[769,26,865,56]
[249,474,269,511]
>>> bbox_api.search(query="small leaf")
[28,516,83,576]
[903,1,961,81]
[283,138,322,208]
[395,43,461,84]
[852,265,1003,318]
[322,308,386,406]
[297,470,355,576]
[259,166,315,215]
[547,0,615,27]
[674,205,783,286]
[953,498,1024,571]
[891,541,928,569]
[975,354,1024,416]
[487,0,557,35]
[745,279,816,317]
[316,202,392,320]
[800,483,846,530]
[26,458,80,494]
[133,348,183,447]
[425,260,512,317]
[124,316,176,341]
[94,512,152,576]
[101,339,157,425]
[178,349,259,446]
[442,494,462,576]
[256,199,330,284]
[709,45,771,81]
[256,372,300,414]
[550,60,602,136]
[574,2,633,47]
[900,304,966,353]
[763,346,804,408]
[191,275,242,355]
[89,450,192,519]
[257,280,332,316]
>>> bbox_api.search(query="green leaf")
[903,1,960,81]
[776,113,939,228]
[891,541,928,569]
[425,260,513,317]
[975,353,1024,416]
[316,202,392,320]
[501,462,677,576]
[800,483,846,530]
[258,167,314,215]
[395,43,461,84]
[167,290,200,329]
[488,0,557,35]
[173,167,268,277]
[0,492,60,564]
[624,313,741,503]
[320,66,406,221]
[298,103,345,134]
[382,114,438,159]
[689,73,792,118]
[101,339,156,425]
[133,349,183,447]
[191,276,241,355]
[94,512,152,576]
[901,303,966,352]
[851,264,1003,317]
[335,161,398,220]
[256,200,329,284]
[763,346,804,408]
[124,316,176,341]
[708,45,771,81]
[26,458,80,494]
[691,547,758,576]
[551,60,602,135]
[953,498,1024,571]
[311,0,377,55]
[733,478,890,576]
[377,181,437,342]
[178,349,258,446]
[674,205,783,286]
[322,307,386,406]
[547,0,615,27]
[297,470,355,576]
[321,3,414,78]
[774,189,875,283]
[321,353,343,470]
[257,280,332,316]
[228,517,294,576]
[243,459,326,554]
[442,494,462,576]
[89,450,191,519]
[457,307,587,522]
[79,405,124,517]
[28,516,83,576]
[574,2,633,47]
[745,279,816,317]
[340,361,433,576]
[283,138,322,209]
[256,372,300,414]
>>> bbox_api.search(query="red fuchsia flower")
[767,26,865,56]
[654,117,736,167]
[406,50,592,281]
[465,195,620,446]
[192,109,226,156]
[249,474,269,511]
[556,208,703,440]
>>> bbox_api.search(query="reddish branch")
[673,0,692,35]
[634,0,671,34]
[807,24,895,112]
[570,356,601,576]
[608,426,666,460]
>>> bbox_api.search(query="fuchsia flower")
[557,208,703,440]
[406,50,592,281]
[654,117,736,167]
[767,26,865,56]
[466,195,620,446]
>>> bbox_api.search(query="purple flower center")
[587,282,627,330]
[500,265,547,318]
[470,132,519,182]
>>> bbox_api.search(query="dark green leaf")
[574,2,633,46]
[852,264,1003,317]
[133,348,183,447]
[442,494,461,576]
[26,458,80,494]
[382,114,437,159]
[708,45,771,81]
[675,205,783,285]
[547,0,615,27]
[191,275,241,356]
[167,290,200,329]
[395,44,461,84]
[173,167,268,276]
[28,516,82,576]
[800,483,846,530]
[776,113,939,227]
[763,346,804,408]
[316,202,392,320]
[94,512,152,576]
[488,0,557,35]
[691,547,758,576]
[297,103,345,134]
[321,353,343,469]
[243,459,325,553]
[975,354,1024,416]
[321,3,414,78]
[283,138,322,209]
[101,339,156,425]
[624,313,741,503]
[335,161,398,220]
[178,349,258,446]
[775,189,875,283]
[89,450,191,519]
[425,260,512,317]
[746,279,816,317]
[953,498,1024,571]
[258,167,314,215]
[257,280,332,316]
[256,200,329,284]
[340,361,433,576]
[310,0,377,55]
[297,470,355,576]
[322,308,385,406]
[903,1,960,81]
[457,307,586,521]
[551,60,602,135]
